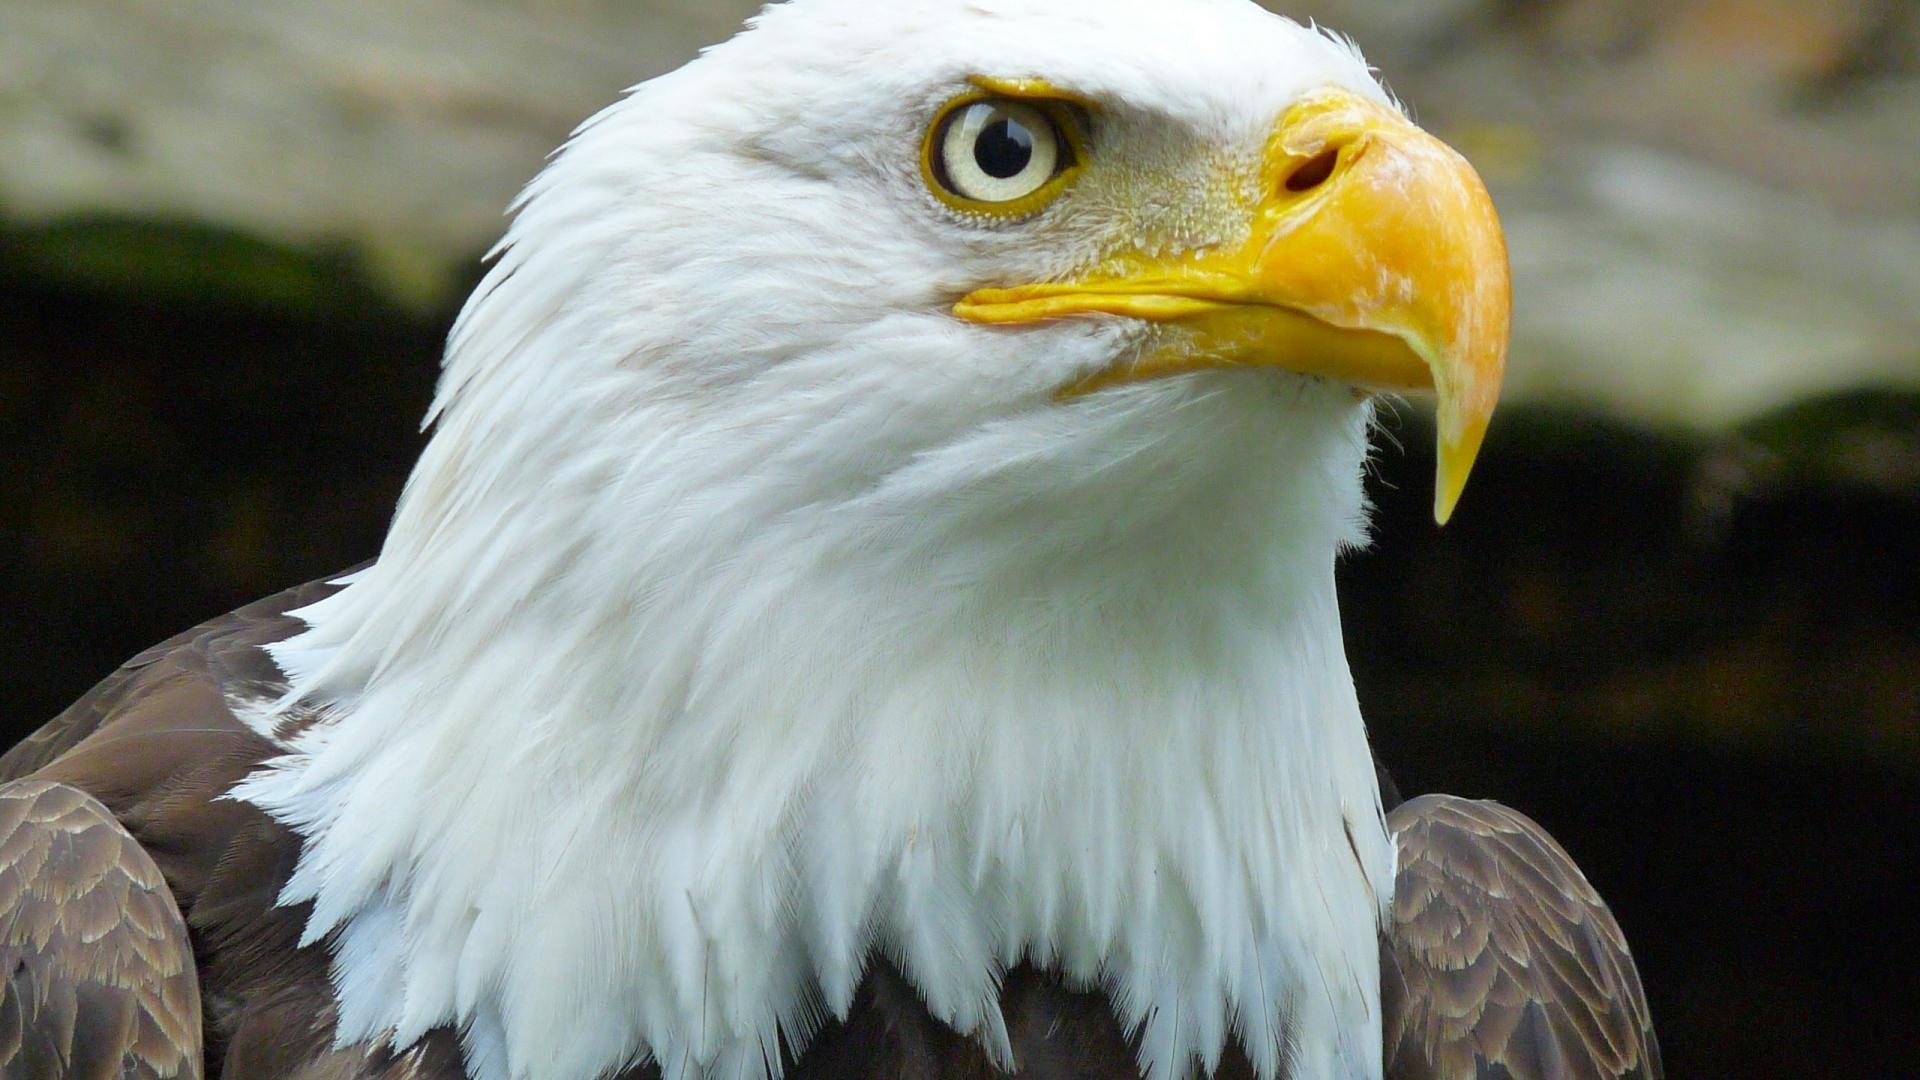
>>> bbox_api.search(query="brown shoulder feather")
[0,780,202,1080]
[0,570,483,1079]
[0,572,353,787]
[1381,794,1661,1080]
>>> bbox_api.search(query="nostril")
[1284,147,1341,193]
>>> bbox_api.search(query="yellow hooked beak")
[953,89,1510,524]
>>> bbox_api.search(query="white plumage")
[232,2,1407,1078]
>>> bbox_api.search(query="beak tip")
[1431,471,1465,526]
[1431,407,1492,527]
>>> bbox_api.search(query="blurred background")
[2,0,1916,1074]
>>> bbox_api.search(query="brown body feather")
[2,577,1656,1079]
[1382,796,1662,1080]
[0,781,201,1080]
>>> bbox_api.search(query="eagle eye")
[922,94,1084,217]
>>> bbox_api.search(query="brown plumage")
[0,577,439,1080]
[2,578,1656,1078]
[1382,795,1662,1080]
[0,782,201,1080]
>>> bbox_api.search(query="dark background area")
[3,241,1916,1077]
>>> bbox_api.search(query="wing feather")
[0,780,202,1080]
[0,567,482,1080]
[1382,794,1660,1080]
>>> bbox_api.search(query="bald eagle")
[0,1,1657,1078]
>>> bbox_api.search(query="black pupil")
[974,113,1035,179]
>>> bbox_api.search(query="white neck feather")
[236,368,1391,1080]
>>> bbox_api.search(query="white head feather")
[235,2,1398,1078]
